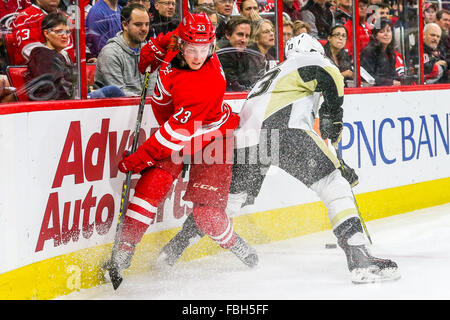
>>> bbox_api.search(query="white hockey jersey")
[234,52,345,148]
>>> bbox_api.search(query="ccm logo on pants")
[193,183,218,192]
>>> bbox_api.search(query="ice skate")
[230,234,259,268]
[102,243,135,290]
[155,214,204,268]
[155,232,203,268]
[338,237,400,284]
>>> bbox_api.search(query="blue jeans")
[88,85,125,99]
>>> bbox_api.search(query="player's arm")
[297,64,345,145]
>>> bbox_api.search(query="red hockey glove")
[118,149,155,174]
[138,30,178,74]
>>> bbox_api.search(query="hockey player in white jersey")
[157,33,400,284]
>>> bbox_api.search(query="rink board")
[0,87,449,299]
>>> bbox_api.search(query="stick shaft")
[334,146,373,245]
[110,71,152,256]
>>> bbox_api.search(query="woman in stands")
[360,18,402,86]
[25,12,74,100]
[248,18,276,61]
[324,25,353,82]
[25,12,124,101]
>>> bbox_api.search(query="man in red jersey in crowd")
[0,0,31,21]
[10,0,74,65]
[105,13,258,290]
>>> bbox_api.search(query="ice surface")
[58,203,450,300]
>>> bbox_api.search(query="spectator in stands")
[328,0,337,13]
[128,0,151,12]
[283,17,294,50]
[25,11,73,100]
[344,0,371,57]
[191,0,214,9]
[240,0,263,24]
[214,0,235,39]
[10,0,75,65]
[195,0,215,7]
[86,0,122,58]
[147,0,179,39]
[410,23,448,84]
[424,2,438,25]
[324,25,353,81]
[95,3,151,96]
[26,12,124,101]
[193,4,219,29]
[0,0,31,21]
[300,0,334,40]
[437,9,450,65]
[367,2,390,28]
[361,18,402,86]
[334,0,351,25]
[217,16,266,91]
[248,18,276,61]
[283,0,302,22]
[293,20,312,35]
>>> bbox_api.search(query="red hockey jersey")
[10,4,74,65]
[0,0,31,20]
[141,51,239,161]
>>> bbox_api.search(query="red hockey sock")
[119,168,174,247]
[192,206,236,249]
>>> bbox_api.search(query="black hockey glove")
[319,107,343,146]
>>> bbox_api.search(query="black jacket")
[147,11,179,40]
[26,47,74,100]
[217,42,267,91]
[361,42,396,86]
[323,42,353,78]
[410,42,448,83]
[300,0,334,40]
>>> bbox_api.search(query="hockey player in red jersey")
[105,13,258,290]
[10,0,74,65]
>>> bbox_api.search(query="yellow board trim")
[1,177,449,300]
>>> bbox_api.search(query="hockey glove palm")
[138,30,177,74]
[319,108,343,146]
[118,149,155,174]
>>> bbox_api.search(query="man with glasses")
[148,0,179,39]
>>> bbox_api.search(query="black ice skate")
[102,243,135,290]
[230,234,259,268]
[155,214,205,267]
[338,238,400,284]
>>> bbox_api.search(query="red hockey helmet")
[178,13,216,45]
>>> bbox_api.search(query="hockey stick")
[105,69,152,289]
[333,145,373,245]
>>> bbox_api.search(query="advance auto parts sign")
[0,107,192,273]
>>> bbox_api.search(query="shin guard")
[119,168,175,247]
